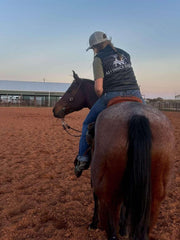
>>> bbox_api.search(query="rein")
[59,78,84,137]
[61,118,81,137]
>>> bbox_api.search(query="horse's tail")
[123,115,152,239]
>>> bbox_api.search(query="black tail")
[123,115,152,239]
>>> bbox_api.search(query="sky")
[0,0,179,99]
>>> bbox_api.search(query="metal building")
[0,80,70,107]
[175,94,180,100]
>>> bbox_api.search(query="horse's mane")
[81,78,94,84]
[66,78,94,94]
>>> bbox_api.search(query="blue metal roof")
[0,80,70,93]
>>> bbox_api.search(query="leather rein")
[60,79,82,137]
[61,118,81,137]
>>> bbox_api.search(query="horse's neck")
[82,80,98,109]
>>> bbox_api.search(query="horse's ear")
[72,70,80,81]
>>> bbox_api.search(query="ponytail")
[108,41,122,60]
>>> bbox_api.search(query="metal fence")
[0,95,60,107]
[1,94,180,111]
[147,100,180,111]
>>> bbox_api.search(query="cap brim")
[86,36,111,51]
[86,46,92,51]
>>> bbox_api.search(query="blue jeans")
[78,89,144,161]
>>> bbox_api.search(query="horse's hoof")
[109,236,119,240]
[119,227,127,236]
[88,222,97,230]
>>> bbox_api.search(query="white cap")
[86,31,109,51]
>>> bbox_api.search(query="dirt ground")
[0,107,179,240]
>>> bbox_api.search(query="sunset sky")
[0,0,179,99]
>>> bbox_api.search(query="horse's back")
[91,102,174,199]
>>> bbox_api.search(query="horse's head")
[53,71,87,118]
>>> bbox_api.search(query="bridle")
[59,79,83,137]
[61,118,81,137]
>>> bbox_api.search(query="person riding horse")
[75,31,144,177]
[53,70,174,240]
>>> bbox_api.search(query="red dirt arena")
[0,107,179,240]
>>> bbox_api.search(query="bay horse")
[53,71,174,240]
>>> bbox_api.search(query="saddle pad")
[107,96,142,107]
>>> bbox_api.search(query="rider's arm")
[93,57,104,97]
[95,78,103,97]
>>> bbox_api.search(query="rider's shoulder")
[115,47,130,57]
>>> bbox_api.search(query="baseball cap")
[86,31,109,51]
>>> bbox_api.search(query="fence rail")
[0,96,60,107]
[148,100,180,111]
[1,95,180,111]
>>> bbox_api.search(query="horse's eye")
[69,97,74,102]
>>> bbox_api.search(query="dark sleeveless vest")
[96,45,139,92]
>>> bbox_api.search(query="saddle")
[86,96,142,145]
[107,96,142,107]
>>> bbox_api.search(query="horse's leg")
[119,203,128,237]
[149,175,169,238]
[147,193,164,240]
[107,204,120,240]
[149,155,171,240]
[99,200,120,240]
[89,192,99,229]
[150,198,161,233]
